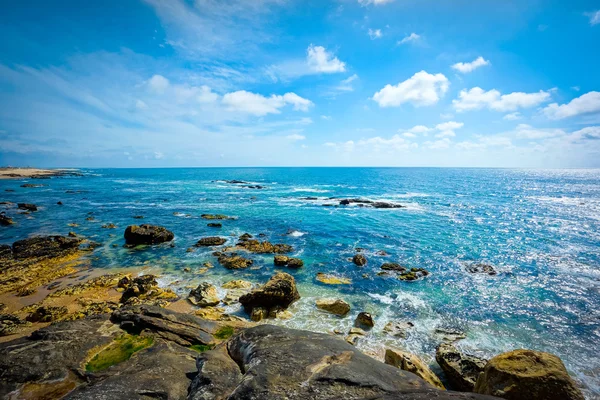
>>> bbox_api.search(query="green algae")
[214,325,234,340]
[190,344,214,353]
[86,334,153,372]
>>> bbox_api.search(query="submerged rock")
[188,282,220,307]
[17,203,37,211]
[0,213,14,226]
[123,224,174,245]
[201,214,234,220]
[383,321,414,338]
[316,298,351,316]
[196,236,227,247]
[474,349,585,400]
[316,272,352,285]
[207,222,222,228]
[381,262,408,272]
[398,267,430,281]
[239,272,300,316]
[465,263,497,275]
[385,348,445,389]
[101,223,117,229]
[274,255,304,268]
[436,343,487,392]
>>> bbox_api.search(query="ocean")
[1,167,599,395]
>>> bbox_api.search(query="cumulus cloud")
[542,91,600,119]
[569,126,600,142]
[222,90,313,116]
[424,138,451,149]
[147,74,170,93]
[368,29,382,40]
[515,124,565,139]
[397,33,421,45]
[372,71,449,107]
[453,87,551,112]
[435,121,464,138]
[307,44,346,73]
[286,133,306,141]
[503,112,522,120]
[325,134,417,152]
[451,57,490,73]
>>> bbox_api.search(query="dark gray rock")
[11,235,83,259]
[124,224,174,245]
[436,343,488,392]
[189,324,498,400]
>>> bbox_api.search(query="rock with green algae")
[85,334,154,372]
[26,306,68,323]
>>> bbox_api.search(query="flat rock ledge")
[0,307,499,400]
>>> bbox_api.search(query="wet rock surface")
[385,348,445,389]
[316,298,351,315]
[239,272,300,316]
[196,236,227,246]
[353,253,367,266]
[465,263,497,275]
[123,224,174,246]
[188,282,220,307]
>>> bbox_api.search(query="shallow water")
[1,167,599,395]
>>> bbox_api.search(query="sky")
[1,0,600,168]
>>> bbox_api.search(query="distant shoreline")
[0,167,80,180]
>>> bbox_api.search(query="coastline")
[0,167,81,180]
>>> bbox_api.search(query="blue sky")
[1,0,600,168]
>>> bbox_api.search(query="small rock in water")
[57,201,63,205]
[218,254,253,269]
[434,327,467,342]
[273,255,303,268]
[380,262,407,272]
[353,254,367,266]
[196,237,227,247]
[0,214,14,226]
[465,263,497,275]
[133,215,144,219]
[239,272,300,317]
[355,312,374,328]
[17,203,37,211]
[222,280,253,289]
[124,224,174,246]
[207,223,222,228]
[315,272,352,285]
[398,267,430,281]
[101,223,117,229]
[316,298,351,316]
[383,321,414,338]
[239,233,253,241]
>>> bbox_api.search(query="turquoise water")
[1,167,599,395]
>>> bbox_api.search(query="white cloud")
[515,124,565,139]
[222,90,313,116]
[402,132,416,138]
[397,33,421,45]
[321,115,332,120]
[409,125,432,133]
[542,92,600,120]
[585,10,600,25]
[307,45,346,73]
[135,99,148,110]
[425,138,451,149]
[570,126,600,142]
[286,133,306,141]
[440,113,454,120]
[147,74,170,93]
[453,87,551,112]
[359,0,394,6]
[368,29,383,40]
[435,121,464,138]
[504,112,522,120]
[154,151,164,159]
[372,71,449,107]
[451,57,490,74]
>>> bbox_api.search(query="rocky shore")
[0,224,588,399]
[0,167,82,180]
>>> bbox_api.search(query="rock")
[0,314,30,336]
[207,222,222,228]
[250,307,268,321]
[316,298,351,316]
[201,214,234,220]
[111,305,218,347]
[466,263,497,275]
[384,321,414,338]
[316,272,352,285]
[17,203,37,211]
[274,255,289,266]
[239,272,300,315]
[12,235,83,259]
[57,201,63,205]
[101,223,117,229]
[188,324,496,400]
[133,215,144,219]
[381,262,407,272]
[196,236,227,246]
[119,275,177,306]
[26,306,68,322]
[68,231,77,237]
[237,239,293,254]
[337,198,405,209]
[20,183,46,188]
[274,255,303,268]
[355,312,374,328]
[435,327,467,342]
[398,267,430,281]
[0,244,12,259]
[0,213,14,226]
[474,349,585,400]
[385,348,445,389]
[218,254,253,269]
[436,343,487,392]
[239,233,253,241]
[353,253,367,266]
[188,282,221,307]
[123,224,174,245]
[222,280,253,289]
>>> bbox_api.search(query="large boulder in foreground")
[239,272,300,315]
[385,348,445,389]
[474,349,584,400]
[189,324,498,400]
[124,224,174,245]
